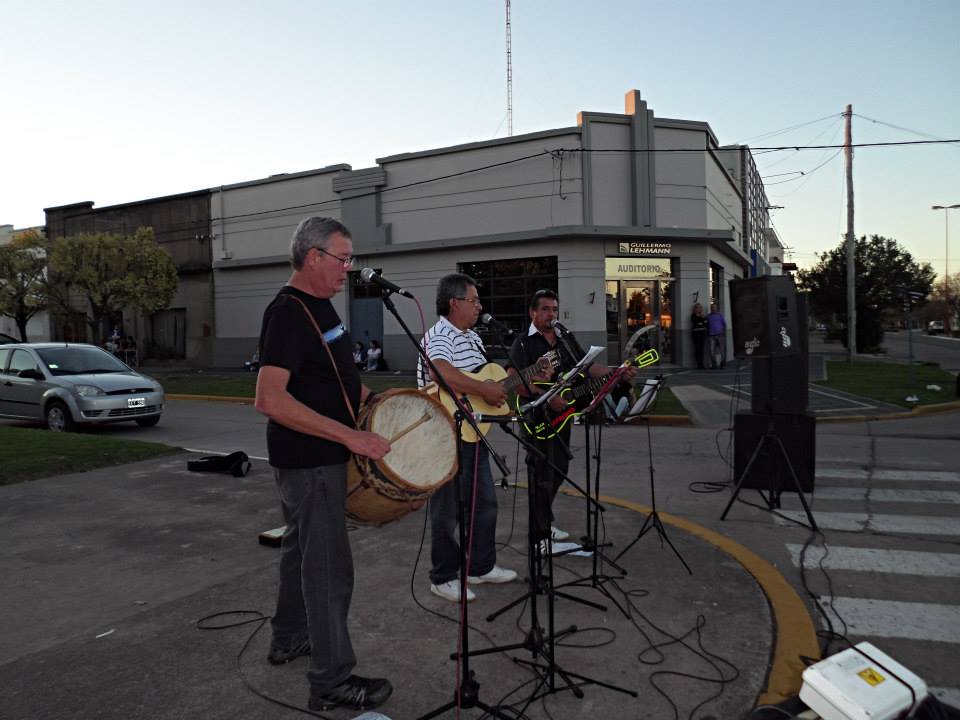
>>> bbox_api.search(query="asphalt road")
[882,330,960,373]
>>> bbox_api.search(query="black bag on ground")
[187,451,251,477]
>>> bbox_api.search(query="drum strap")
[288,295,357,426]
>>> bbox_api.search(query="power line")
[853,112,960,148]
[733,112,843,144]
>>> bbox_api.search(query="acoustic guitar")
[422,351,559,442]
[515,348,660,440]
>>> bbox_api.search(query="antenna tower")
[506,0,513,136]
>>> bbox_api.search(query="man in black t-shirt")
[255,216,393,713]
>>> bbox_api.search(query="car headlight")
[73,384,105,397]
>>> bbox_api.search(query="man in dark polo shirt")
[254,216,393,713]
[508,289,635,546]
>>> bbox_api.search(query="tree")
[926,272,960,331]
[0,229,48,341]
[47,228,178,340]
[797,234,935,352]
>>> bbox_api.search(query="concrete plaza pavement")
[2,393,959,718]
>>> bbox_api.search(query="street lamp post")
[932,204,960,336]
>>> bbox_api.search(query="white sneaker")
[550,526,570,541]
[430,580,476,603]
[467,565,517,585]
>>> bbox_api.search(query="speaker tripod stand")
[720,411,818,530]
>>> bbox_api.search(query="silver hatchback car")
[0,343,164,431]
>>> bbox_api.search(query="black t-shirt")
[258,286,360,468]
[507,330,577,381]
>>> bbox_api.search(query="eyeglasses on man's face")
[455,296,481,305]
[316,247,355,269]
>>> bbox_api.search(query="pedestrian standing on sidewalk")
[707,302,727,369]
[690,302,707,369]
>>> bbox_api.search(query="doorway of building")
[349,271,384,368]
[605,280,674,363]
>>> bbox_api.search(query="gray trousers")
[271,464,356,694]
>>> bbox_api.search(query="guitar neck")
[502,363,545,394]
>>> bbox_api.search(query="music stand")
[613,376,692,574]
[552,363,640,615]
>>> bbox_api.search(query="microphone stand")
[450,330,635,705]
[458,415,636,704]
[380,291,511,720]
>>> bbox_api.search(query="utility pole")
[844,105,856,361]
[505,0,513,136]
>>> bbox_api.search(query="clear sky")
[2,0,958,275]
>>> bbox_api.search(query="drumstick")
[388,412,432,444]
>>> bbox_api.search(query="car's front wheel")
[46,400,76,432]
[135,416,160,428]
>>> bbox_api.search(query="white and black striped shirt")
[417,316,488,387]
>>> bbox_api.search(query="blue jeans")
[271,464,356,694]
[709,334,726,367]
[429,442,498,585]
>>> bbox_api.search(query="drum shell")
[346,388,457,526]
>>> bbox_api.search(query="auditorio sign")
[605,257,672,280]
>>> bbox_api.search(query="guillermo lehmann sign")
[618,242,672,256]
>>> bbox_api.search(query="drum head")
[369,389,457,490]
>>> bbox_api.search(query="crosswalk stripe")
[776,511,960,536]
[812,488,960,504]
[818,458,945,468]
[931,687,960,709]
[786,544,960,577]
[817,597,960,643]
[816,468,960,483]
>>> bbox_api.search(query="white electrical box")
[800,642,927,720]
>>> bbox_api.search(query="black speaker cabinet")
[730,275,801,359]
[751,294,809,414]
[734,411,816,493]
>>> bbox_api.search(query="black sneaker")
[308,674,393,711]
[267,636,310,665]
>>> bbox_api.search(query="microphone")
[548,318,586,357]
[480,313,513,335]
[360,268,414,299]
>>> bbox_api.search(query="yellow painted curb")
[165,393,253,404]
[818,399,960,424]
[559,488,820,706]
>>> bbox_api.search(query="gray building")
[44,190,215,364]
[211,90,775,370]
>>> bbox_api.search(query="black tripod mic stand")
[459,410,637,704]
[380,292,513,720]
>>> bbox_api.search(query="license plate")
[128,397,146,408]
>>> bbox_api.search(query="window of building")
[458,256,558,335]
[710,263,724,310]
[350,269,383,299]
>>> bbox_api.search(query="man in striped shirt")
[418,273,517,602]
